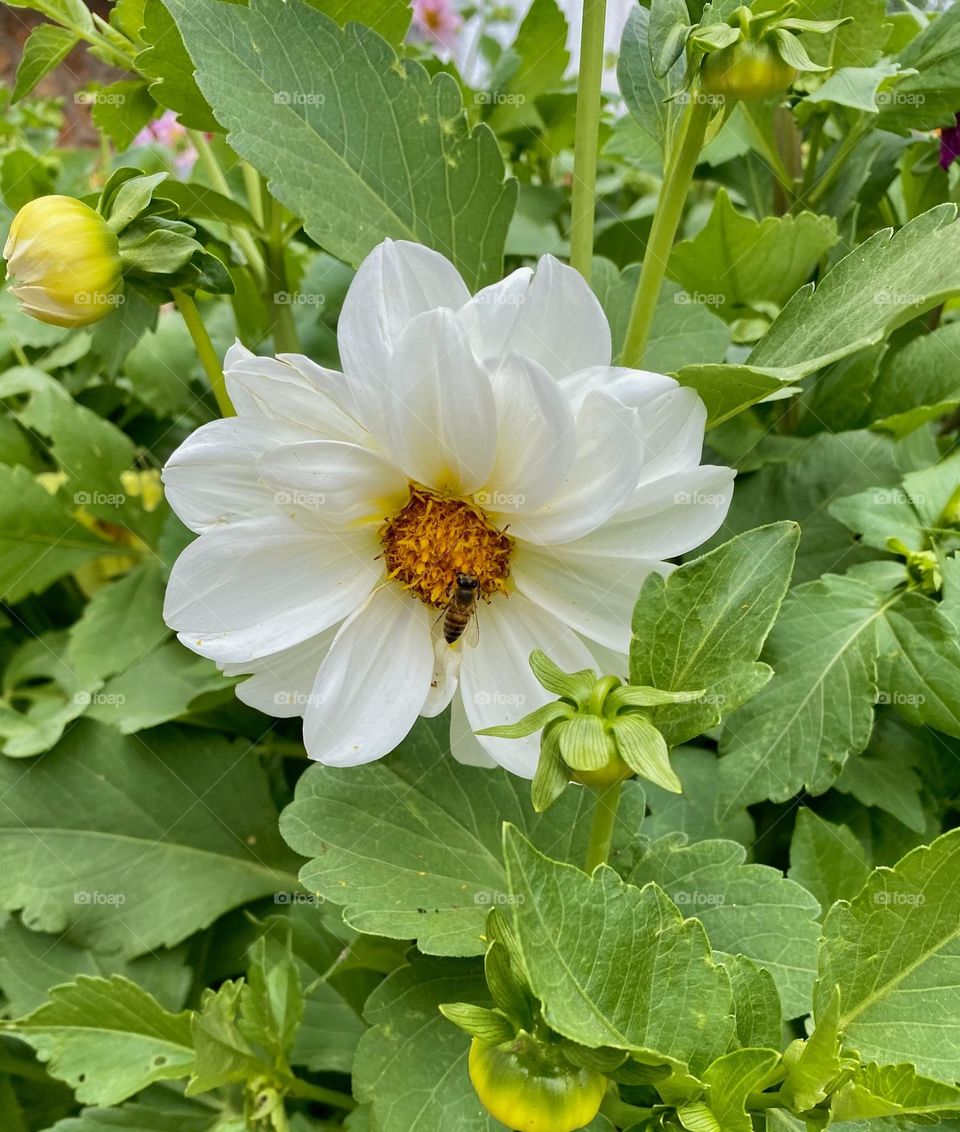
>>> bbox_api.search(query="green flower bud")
[4,195,123,328]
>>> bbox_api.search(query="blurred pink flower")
[412,0,462,48]
[940,113,960,171]
[134,110,198,177]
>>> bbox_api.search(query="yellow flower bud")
[3,195,123,328]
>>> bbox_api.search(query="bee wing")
[463,608,480,649]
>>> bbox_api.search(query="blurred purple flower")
[134,110,198,176]
[941,114,960,171]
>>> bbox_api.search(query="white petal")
[476,354,577,513]
[338,240,470,424]
[495,392,642,544]
[422,634,461,718]
[460,594,597,778]
[372,308,497,494]
[163,417,311,533]
[258,441,409,527]
[566,465,736,558]
[513,545,669,652]
[449,690,498,768]
[164,517,382,663]
[225,343,365,444]
[224,628,338,718]
[302,585,433,766]
[458,255,611,378]
[560,369,707,481]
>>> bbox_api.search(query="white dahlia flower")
[162,240,733,775]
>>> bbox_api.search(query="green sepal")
[772,27,827,72]
[487,909,530,987]
[476,699,574,740]
[689,22,742,51]
[101,170,170,232]
[439,1003,516,1045]
[776,16,851,32]
[531,723,570,813]
[557,714,613,772]
[606,686,706,711]
[559,1040,628,1075]
[485,942,536,1032]
[609,715,681,793]
[529,650,597,705]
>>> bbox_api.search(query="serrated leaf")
[628,836,820,1018]
[630,523,799,746]
[723,956,782,1050]
[831,1063,960,1121]
[136,0,221,131]
[872,322,960,437]
[796,0,890,69]
[47,1090,227,1131]
[9,975,193,1106]
[280,715,644,956]
[0,720,300,957]
[697,1048,781,1132]
[354,959,500,1132]
[749,207,960,382]
[12,24,78,102]
[815,829,960,1079]
[503,826,735,1072]
[669,190,837,324]
[877,4,960,132]
[788,809,871,913]
[161,0,515,289]
[834,713,928,834]
[718,574,891,815]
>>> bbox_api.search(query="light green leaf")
[487,0,569,133]
[280,715,645,956]
[877,4,960,132]
[673,362,794,428]
[695,1048,781,1132]
[788,809,871,914]
[161,0,515,289]
[48,1091,228,1131]
[669,191,837,325]
[780,986,845,1112]
[628,835,820,1018]
[642,748,755,847]
[8,975,193,1106]
[12,24,78,102]
[802,63,904,113]
[630,523,800,747]
[504,826,735,1072]
[305,0,411,43]
[718,575,891,816]
[834,713,927,834]
[354,959,500,1132]
[0,464,118,603]
[4,0,94,35]
[723,956,782,1051]
[0,720,300,957]
[831,1063,960,1121]
[795,0,890,68]
[815,828,960,1079]
[136,0,221,132]
[618,5,686,153]
[829,484,924,553]
[872,321,960,437]
[749,207,960,382]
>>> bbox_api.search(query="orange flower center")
[380,485,513,607]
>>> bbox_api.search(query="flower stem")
[569,0,608,282]
[189,130,267,288]
[584,779,622,872]
[172,288,235,417]
[620,97,712,367]
[286,1077,355,1111]
[265,188,300,354]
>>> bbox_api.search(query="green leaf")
[4,0,94,35]
[718,575,893,815]
[0,465,117,603]
[780,986,845,1112]
[877,4,960,132]
[673,362,794,428]
[280,715,645,956]
[801,62,905,114]
[788,809,871,913]
[486,0,569,133]
[795,0,890,69]
[354,959,500,1132]
[136,0,221,132]
[503,826,735,1072]
[47,1091,228,1131]
[67,563,168,685]
[12,24,78,102]
[831,1064,960,1121]
[0,916,190,1017]
[161,0,515,289]
[630,523,800,747]
[815,828,960,1079]
[306,0,411,43]
[90,80,157,148]
[628,836,820,1018]
[618,5,687,153]
[642,748,754,847]
[610,714,681,792]
[834,713,928,834]
[829,484,924,553]
[690,1048,781,1132]
[669,190,837,324]
[8,975,194,1106]
[0,720,300,957]
[723,956,782,1050]
[749,207,960,382]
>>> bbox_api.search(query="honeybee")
[440,572,481,647]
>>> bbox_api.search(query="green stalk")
[584,779,622,872]
[620,97,712,367]
[265,189,300,354]
[172,289,235,417]
[189,131,267,288]
[569,0,608,281]
[286,1077,356,1110]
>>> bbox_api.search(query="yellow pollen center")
[380,485,513,607]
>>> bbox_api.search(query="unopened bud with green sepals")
[477,650,703,812]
